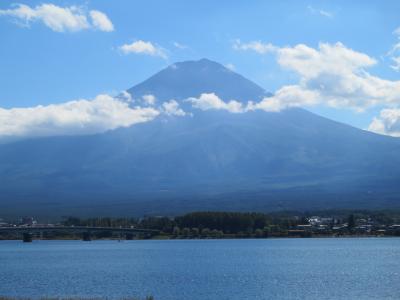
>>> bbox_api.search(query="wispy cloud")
[173,42,188,50]
[233,39,277,54]
[307,5,334,18]
[0,3,114,32]
[388,27,400,72]
[119,40,167,59]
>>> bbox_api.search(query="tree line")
[60,210,400,238]
[62,211,301,235]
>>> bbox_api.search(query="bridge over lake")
[0,226,160,242]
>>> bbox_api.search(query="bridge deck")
[0,226,159,234]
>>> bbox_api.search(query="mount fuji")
[1,59,400,218]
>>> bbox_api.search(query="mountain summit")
[127,58,268,102]
[1,60,400,218]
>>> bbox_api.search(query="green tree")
[191,227,199,237]
[201,228,210,237]
[255,228,263,238]
[263,226,270,237]
[172,226,180,237]
[182,227,191,238]
[348,214,355,232]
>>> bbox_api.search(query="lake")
[0,238,399,299]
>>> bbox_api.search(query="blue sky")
[1,0,400,138]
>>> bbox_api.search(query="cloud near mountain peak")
[0,91,305,140]
[3,89,400,140]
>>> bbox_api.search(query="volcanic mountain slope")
[127,58,269,102]
[1,59,400,218]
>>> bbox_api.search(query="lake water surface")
[0,238,399,299]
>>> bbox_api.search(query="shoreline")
[0,234,397,242]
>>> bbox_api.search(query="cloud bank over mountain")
[234,40,400,136]
[234,41,400,110]
[0,92,259,139]
[0,95,158,139]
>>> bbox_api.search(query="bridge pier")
[82,232,91,241]
[125,233,134,240]
[23,232,33,243]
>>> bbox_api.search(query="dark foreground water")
[0,238,400,300]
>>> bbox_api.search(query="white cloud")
[187,93,244,113]
[248,85,320,112]
[233,39,277,54]
[185,90,316,114]
[173,42,188,50]
[119,91,133,103]
[276,42,400,110]
[0,3,37,25]
[277,42,376,78]
[319,10,333,18]
[388,28,400,72]
[0,3,113,32]
[184,91,317,114]
[89,10,114,32]
[233,39,400,138]
[0,95,159,139]
[307,5,334,18]
[142,94,156,106]
[162,100,186,116]
[119,40,167,59]
[391,55,400,72]
[185,89,318,113]
[225,63,236,71]
[368,108,400,137]
[236,41,400,111]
